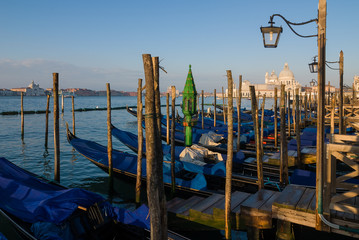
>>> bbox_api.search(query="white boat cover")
[198,131,224,146]
[179,144,223,166]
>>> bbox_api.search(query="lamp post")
[182,65,197,147]
[309,52,344,134]
[261,0,327,231]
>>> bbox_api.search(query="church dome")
[279,63,294,79]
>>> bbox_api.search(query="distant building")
[165,86,180,97]
[0,89,15,96]
[11,81,45,96]
[224,63,301,98]
[353,76,359,92]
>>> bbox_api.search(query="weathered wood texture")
[106,83,113,178]
[45,95,50,148]
[143,54,167,240]
[274,88,278,148]
[71,96,75,134]
[21,92,24,140]
[225,70,234,239]
[53,73,60,182]
[237,75,242,151]
[250,85,264,189]
[136,79,143,204]
[171,86,176,194]
[280,85,288,185]
[214,89,217,127]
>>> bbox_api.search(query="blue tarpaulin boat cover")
[0,157,152,231]
[0,157,105,224]
[69,136,207,191]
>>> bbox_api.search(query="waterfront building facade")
[11,81,45,96]
[225,63,301,98]
[0,89,15,96]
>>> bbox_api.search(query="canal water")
[0,95,273,240]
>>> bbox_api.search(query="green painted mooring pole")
[182,65,197,147]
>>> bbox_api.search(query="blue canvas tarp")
[0,157,105,224]
[69,136,207,191]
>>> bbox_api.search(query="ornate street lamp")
[310,79,317,87]
[309,56,318,73]
[260,14,318,48]
[182,65,197,147]
[260,17,283,48]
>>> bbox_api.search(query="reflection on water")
[42,149,51,179]
[71,148,77,164]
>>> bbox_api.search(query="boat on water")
[0,157,151,240]
[109,124,290,191]
[66,126,209,196]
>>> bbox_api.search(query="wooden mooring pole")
[201,90,204,129]
[316,0,327,230]
[280,85,288,185]
[274,88,278,148]
[214,89,217,127]
[308,92,312,119]
[304,93,308,121]
[21,92,24,140]
[45,94,50,148]
[292,91,296,131]
[261,94,266,154]
[152,56,167,240]
[171,86,176,194]
[330,93,336,135]
[142,54,167,240]
[225,70,234,240]
[106,83,113,180]
[53,73,60,182]
[222,86,226,125]
[237,75,242,151]
[136,79,143,204]
[61,94,64,114]
[166,93,170,144]
[295,88,302,168]
[71,96,75,135]
[287,91,291,137]
[250,86,264,189]
[339,50,344,134]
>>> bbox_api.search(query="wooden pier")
[167,184,359,238]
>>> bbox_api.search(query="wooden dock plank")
[260,191,281,212]
[170,196,204,215]
[166,197,184,211]
[240,189,275,211]
[240,189,276,229]
[272,204,316,228]
[296,187,316,212]
[183,194,223,216]
[308,192,317,214]
[273,184,306,209]
[204,191,250,215]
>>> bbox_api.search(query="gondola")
[110,124,288,190]
[126,105,138,118]
[0,157,151,240]
[66,126,209,196]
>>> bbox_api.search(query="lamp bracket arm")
[325,62,339,71]
[270,14,318,38]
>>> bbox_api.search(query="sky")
[0,0,358,92]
